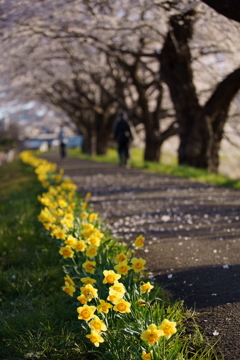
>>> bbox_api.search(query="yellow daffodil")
[65,208,73,215]
[113,299,131,313]
[43,223,52,231]
[86,245,98,258]
[82,223,94,230]
[158,319,177,340]
[55,174,63,183]
[89,213,98,222]
[82,227,96,239]
[55,208,64,217]
[81,212,89,219]
[86,330,104,347]
[61,179,77,191]
[82,260,96,274]
[77,304,96,321]
[89,316,107,332]
[75,240,87,252]
[140,282,154,294]
[114,252,128,264]
[52,228,67,240]
[38,196,50,206]
[60,218,74,229]
[58,199,68,208]
[77,294,88,304]
[109,282,125,296]
[107,293,121,304]
[94,230,104,240]
[87,235,101,247]
[108,290,124,300]
[97,299,113,314]
[80,277,96,285]
[64,235,78,248]
[141,350,153,359]
[80,284,98,300]
[49,202,58,211]
[64,275,75,286]
[38,209,55,224]
[114,260,131,276]
[134,235,145,248]
[85,192,92,199]
[59,246,74,259]
[69,202,76,209]
[81,202,87,210]
[49,186,57,196]
[62,284,76,296]
[83,227,103,241]
[138,299,148,307]
[141,324,164,346]
[49,225,58,233]
[103,270,121,284]
[63,213,74,221]
[131,257,146,273]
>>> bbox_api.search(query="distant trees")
[0,0,240,171]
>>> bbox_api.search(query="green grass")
[68,147,240,189]
[0,160,89,359]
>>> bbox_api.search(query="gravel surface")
[41,153,240,360]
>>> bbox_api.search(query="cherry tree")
[1,0,240,170]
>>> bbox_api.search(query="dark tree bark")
[80,114,96,155]
[144,130,162,162]
[160,10,240,172]
[95,111,115,155]
[186,68,240,172]
[201,0,240,23]
[95,112,106,155]
[160,10,201,165]
[137,84,163,162]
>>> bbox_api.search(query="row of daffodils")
[20,151,185,360]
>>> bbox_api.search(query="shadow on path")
[155,264,240,309]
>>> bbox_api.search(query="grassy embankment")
[0,160,88,359]
[69,147,240,189]
[0,157,220,360]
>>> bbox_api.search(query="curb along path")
[41,153,240,360]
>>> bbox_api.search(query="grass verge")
[0,160,89,359]
[68,147,240,189]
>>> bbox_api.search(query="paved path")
[41,153,240,359]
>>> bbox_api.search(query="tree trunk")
[160,10,202,166]
[186,68,240,172]
[81,132,92,155]
[144,134,162,162]
[96,133,109,155]
[80,123,96,155]
[95,112,110,155]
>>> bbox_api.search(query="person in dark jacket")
[113,112,133,166]
[58,125,68,159]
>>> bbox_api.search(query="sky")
[0,101,46,120]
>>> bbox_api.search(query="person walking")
[113,112,133,166]
[58,125,68,159]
